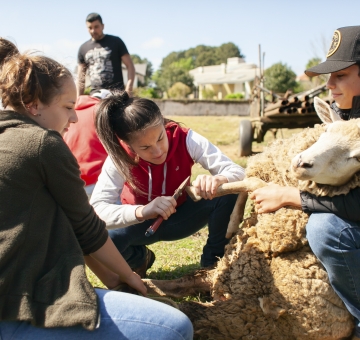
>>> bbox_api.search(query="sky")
[2,0,360,77]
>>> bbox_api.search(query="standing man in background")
[77,13,135,95]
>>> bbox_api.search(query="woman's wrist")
[281,187,301,208]
[135,206,145,221]
[214,174,229,183]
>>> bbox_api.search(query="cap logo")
[327,30,341,58]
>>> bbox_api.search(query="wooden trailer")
[239,83,328,156]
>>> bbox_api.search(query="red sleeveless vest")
[120,122,194,206]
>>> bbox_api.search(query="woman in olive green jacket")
[0,37,193,340]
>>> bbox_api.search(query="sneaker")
[132,248,155,278]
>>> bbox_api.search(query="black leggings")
[108,194,238,268]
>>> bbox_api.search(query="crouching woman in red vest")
[89,91,245,280]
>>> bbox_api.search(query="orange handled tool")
[145,176,190,237]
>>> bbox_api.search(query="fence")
[152,99,250,116]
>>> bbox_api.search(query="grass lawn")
[87,116,303,288]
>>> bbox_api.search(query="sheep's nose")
[297,155,313,169]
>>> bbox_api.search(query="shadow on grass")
[147,262,201,280]
[146,263,214,303]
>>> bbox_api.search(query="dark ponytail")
[95,91,164,190]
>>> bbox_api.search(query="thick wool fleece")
[178,124,354,339]
[0,111,108,330]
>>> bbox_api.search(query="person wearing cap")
[249,25,360,340]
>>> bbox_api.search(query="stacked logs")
[264,84,331,117]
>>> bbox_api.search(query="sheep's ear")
[314,97,341,124]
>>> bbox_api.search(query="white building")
[122,63,147,88]
[189,57,260,100]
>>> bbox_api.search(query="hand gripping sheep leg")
[185,177,268,238]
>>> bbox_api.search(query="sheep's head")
[291,97,360,186]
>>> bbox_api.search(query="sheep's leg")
[225,191,248,239]
[185,177,267,202]
[142,269,212,298]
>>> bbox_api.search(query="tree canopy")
[154,42,244,92]
[306,57,322,71]
[152,57,194,93]
[168,82,191,99]
[305,57,327,86]
[264,62,297,94]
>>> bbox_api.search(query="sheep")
[143,97,358,340]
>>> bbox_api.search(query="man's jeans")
[306,213,360,336]
[0,289,193,340]
[109,194,238,268]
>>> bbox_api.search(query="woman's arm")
[90,156,177,226]
[249,184,360,222]
[301,187,360,221]
[187,129,246,199]
[39,132,146,293]
[186,130,245,182]
[90,236,147,295]
[90,157,144,229]
[39,131,108,254]
[249,184,301,213]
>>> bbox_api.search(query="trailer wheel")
[239,120,253,156]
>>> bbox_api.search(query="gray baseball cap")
[305,26,360,77]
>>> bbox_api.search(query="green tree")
[264,62,297,93]
[184,45,215,67]
[130,54,153,85]
[195,50,218,67]
[130,54,142,64]
[154,43,244,93]
[133,87,160,99]
[305,57,327,85]
[224,93,244,100]
[306,57,322,71]
[184,43,244,67]
[201,88,215,99]
[215,42,243,64]
[171,57,194,71]
[168,82,191,99]
[160,51,185,68]
[153,57,194,93]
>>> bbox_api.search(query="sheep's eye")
[355,157,360,162]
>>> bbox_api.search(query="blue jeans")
[306,213,360,336]
[0,289,193,340]
[109,194,237,268]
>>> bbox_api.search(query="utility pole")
[259,44,265,117]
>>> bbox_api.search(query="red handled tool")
[145,176,190,237]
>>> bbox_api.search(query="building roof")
[296,73,311,82]
[189,57,260,85]
[121,63,147,76]
[134,63,147,76]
